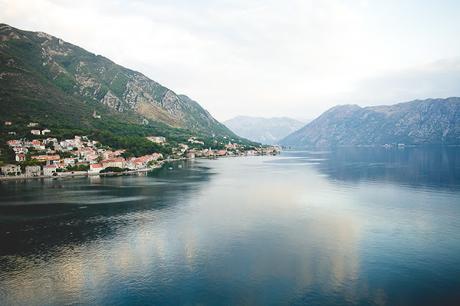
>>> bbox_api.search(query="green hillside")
[0,23,255,160]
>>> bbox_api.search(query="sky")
[1,0,460,121]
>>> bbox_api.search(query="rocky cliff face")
[0,23,233,137]
[280,98,460,147]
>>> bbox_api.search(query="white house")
[101,158,125,169]
[13,147,28,154]
[1,164,21,176]
[89,163,104,174]
[31,130,41,135]
[146,136,166,144]
[63,158,76,166]
[15,153,26,162]
[25,165,41,177]
[188,137,205,145]
[43,164,58,176]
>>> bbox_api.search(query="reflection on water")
[0,149,460,305]
[278,147,460,190]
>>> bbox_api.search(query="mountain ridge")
[280,98,460,147]
[224,116,304,145]
[0,23,238,139]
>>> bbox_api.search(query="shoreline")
[0,154,276,182]
[0,158,173,182]
[0,166,160,181]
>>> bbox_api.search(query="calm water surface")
[0,147,459,305]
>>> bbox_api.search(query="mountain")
[0,23,247,149]
[280,98,460,147]
[224,116,304,144]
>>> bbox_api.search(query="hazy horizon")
[1,3,460,304]
[2,0,460,121]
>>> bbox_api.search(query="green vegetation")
[0,23,258,157]
[54,74,75,93]
[0,143,15,164]
[18,159,44,171]
[66,164,89,171]
[100,166,126,173]
[110,72,129,97]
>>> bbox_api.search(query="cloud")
[345,58,460,106]
[1,0,460,120]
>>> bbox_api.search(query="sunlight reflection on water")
[0,148,459,305]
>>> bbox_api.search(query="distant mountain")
[0,23,245,145]
[224,116,304,144]
[280,98,460,147]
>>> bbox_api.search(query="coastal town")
[0,121,280,180]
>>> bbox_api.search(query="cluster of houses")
[3,121,51,136]
[1,135,163,177]
[178,141,279,159]
[1,121,280,178]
